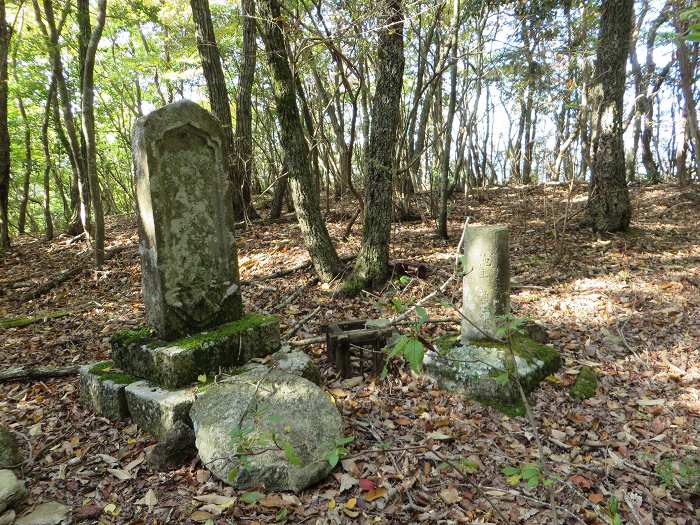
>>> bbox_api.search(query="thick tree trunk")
[587,0,633,232]
[233,0,259,220]
[351,0,404,289]
[259,0,342,282]
[190,0,247,219]
[0,1,10,250]
[81,0,107,266]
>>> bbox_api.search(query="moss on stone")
[90,361,138,385]
[111,326,155,348]
[170,314,276,350]
[570,366,598,400]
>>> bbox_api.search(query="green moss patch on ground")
[569,366,598,400]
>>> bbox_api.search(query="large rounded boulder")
[190,369,343,493]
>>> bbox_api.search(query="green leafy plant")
[656,454,700,495]
[325,436,354,467]
[381,305,430,377]
[501,463,554,489]
[681,7,700,41]
[607,495,622,525]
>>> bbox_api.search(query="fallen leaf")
[440,486,461,504]
[365,487,387,502]
[339,473,358,493]
[359,478,376,491]
[107,468,132,481]
[190,510,214,522]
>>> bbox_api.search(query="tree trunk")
[673,4,700,182]
[81,0,107,266]
[34,0,92,238]
[351,0,404,289]
[233,0,259,220]
[190,0,247,219]
[438,0,459,239]
[0,1,10,250]
[587,0,633,232]
[259,0,342,282]
[42,77,56,240]
[16,97,31,235]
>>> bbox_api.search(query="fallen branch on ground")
[20,245,132,301]
[0,365,81,383]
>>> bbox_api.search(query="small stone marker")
[132,100,242,339]
[461,225,510,341]
[425,223,561,412]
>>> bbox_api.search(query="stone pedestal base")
[424,335,561,413]
[79,362,136,420]
[125,381,197,440]
[111,314,281,389]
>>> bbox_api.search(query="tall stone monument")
[132,100,242,338]
[81,100,281,430]
[425,224,560,413]
[461,225,510,342]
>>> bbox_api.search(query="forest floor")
[1,183,699,524]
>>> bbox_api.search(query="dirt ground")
[1,183,699,524]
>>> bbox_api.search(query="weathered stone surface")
[0,427,22,469]
[112,314,281,389]
[425,334,561,407]
[15,502,69,525]
[0,470,26,514]
[0,510,15,525]
[147,421,197,471]
[461,225,510,341]
[190,369,343,493]
[79,362,134,420]
[132,100,242,339]
[125,381,196,439]
[241,346,321,385]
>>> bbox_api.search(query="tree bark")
[259,0,343,282]
[42,77,56,240]
[190,0,248,219]
[673,4,700,182]
[587,0,633,232]
[233,0,259,219]
[81,0,107,266]
[34,0,92,238]
[0,0,10,250]
[351,0,405,289]
[438,0,459,239]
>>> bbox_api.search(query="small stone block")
[79,361,134,420]
[125,381,197,440]
[112,314,281,389]
[425,334,561,406]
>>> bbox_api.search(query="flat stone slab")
[241,346,321,385]
[79,361,135,420]
[425,334,561,409]
[190,369,344,493]
[112,314,281,389]
[125,381,196,440]
[15,502,69,525]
